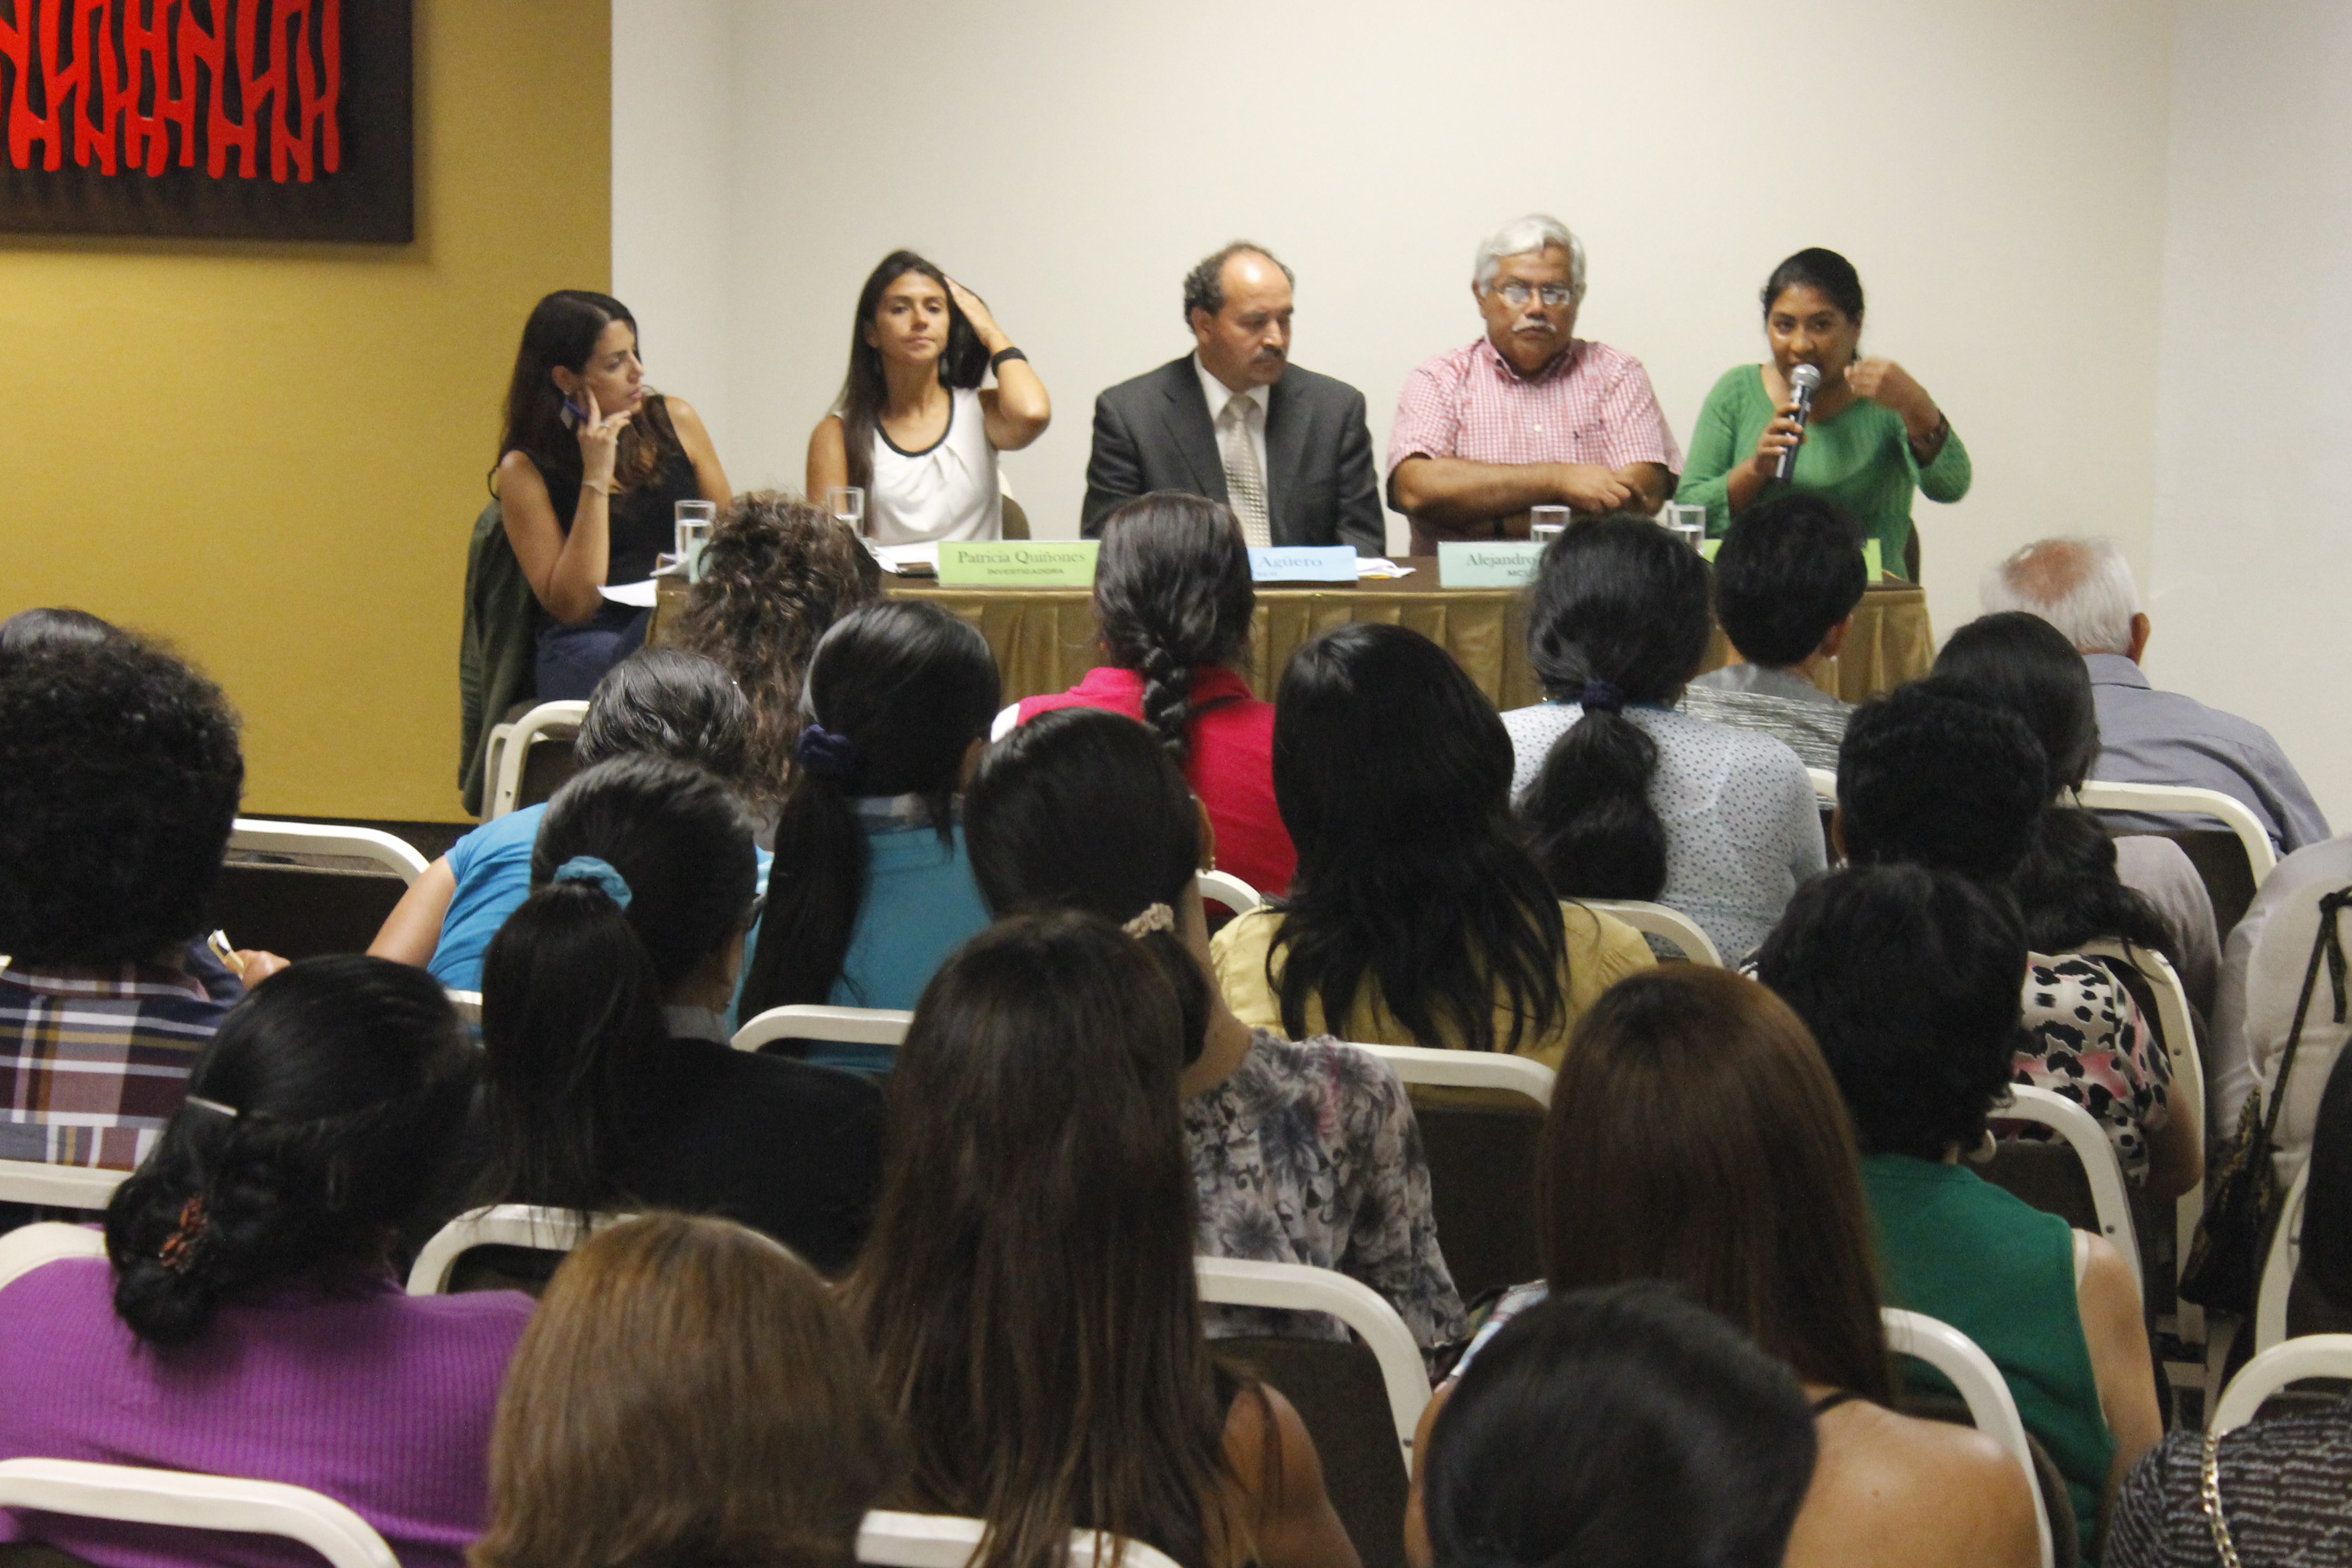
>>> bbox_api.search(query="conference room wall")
[613,0,2173,657]
[8,1,611,824]
[2150,0,2352,832]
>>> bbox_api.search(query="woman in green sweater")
[1678,248,1968,579]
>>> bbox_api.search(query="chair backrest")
[1193,1256,1429,1462]
[213,820,429,960]
[2256,1159,2314,1356]
[0,1221,108,1293]
[1883,1308,2056,1568]
[487,700,590,820]
[227,820,429,883]
[2211,1332,2352,1433]
[406,1204,617,1295]
[1806,766,1839,803]
[857,1511,1181,1568]
[1343,1041,1553,1106]
[0,1458,398,1568]
[1998,1085,2143,1295]
[1216,1333,1409,1568]
[1196,869,1264,916]
[0,1160,128,1213]
[1577,899,1722,966]
[444,989,482,1027]
[2076,780,2278,888]
[732,1004,914,1054]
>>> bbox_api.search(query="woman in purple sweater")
[0,957,532,1568]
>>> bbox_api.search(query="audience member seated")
[1934,609,2220,1014]
[1838,682,2201,1198]
[0,959,526,1568]
[0,632,282,1176]
[1678,247,1969,573]
[807,251,1050,546]
[1982,536,2328,853]
[1212,622,1653,1066]
[1505,514,1825,961]
[734,602,997,1043]
[664,489,884,813]
[371,649,764,995]
[852,913,1358,1568]
[1420,1285,1820,1568]
[2210,831,2352,1161]
[1756,865,2163,1558]
[472,1214,901,1568]
[2108,1393,2352,1565]
[1000,492,1297,894]
[1408,966,2039,1568]
[1680,490,1867,770]
[967,706,1464,1351]
[1084,243,1383,554]
[462,756,883,1275]
[1386,215,1679,554]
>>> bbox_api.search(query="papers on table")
[598,579,660,607]
[1355,558,1414,579]
[871,543,940,576]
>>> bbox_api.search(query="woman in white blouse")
[806,252,1050,544]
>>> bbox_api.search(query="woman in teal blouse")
[1678,248,1968,579]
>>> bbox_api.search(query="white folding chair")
[0,1221,108,1292]
[444,989,482,1027]
[1806,766,1839,804]
[0,1159,129,1212]
[2255,1161,2313,1356]
[0,1458,396,1568]
[2075,780,2279,886]
[732,1004,913,1055]
[1196,869,1264,916]
[2001,1085,2143,1295]
[2211,1332,2352,1434]
[858,1510,1181,1568]
[1346,1040,1554,1108]
[1578,899,1723,966]
[1884,1308,2056,1568]
[1193,1255,1429,1464]
[484,700,589,820]
[227,820,428,884]
[406,1204,623,1294]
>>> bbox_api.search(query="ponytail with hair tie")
[794,723,862,781]
[1579,677,1625,715]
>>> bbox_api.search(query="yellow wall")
[3,2,609,823]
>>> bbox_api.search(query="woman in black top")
[494,290,733,700]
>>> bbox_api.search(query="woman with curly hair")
[666,490,884,807]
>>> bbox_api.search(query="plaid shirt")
[0,952,240,1169]
[1386,334,1683,480]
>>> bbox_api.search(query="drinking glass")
[826,486,866,532]
[1529,504,1570,542]
[674,499,717,582]
[1660,503,1707,552]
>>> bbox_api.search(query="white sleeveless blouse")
[867,388,1001,546]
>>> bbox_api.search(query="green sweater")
[1676,363,1970,576]
[1861,1153,2110,1566]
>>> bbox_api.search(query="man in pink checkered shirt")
[1387,215,1681,556]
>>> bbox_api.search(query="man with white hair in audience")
[1983,536,2328,853]
[1387,214,1680,556]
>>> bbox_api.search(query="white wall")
[618,0,2175,647]
[2152,1,2352,832]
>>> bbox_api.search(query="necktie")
[1218,394,1272,547]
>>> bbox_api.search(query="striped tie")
[1218,394,1272,547]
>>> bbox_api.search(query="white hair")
[1473,214,1587,302]
[1978,537,2141,655]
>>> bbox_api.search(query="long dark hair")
[835,252,988,493]
[1518,515,1711,900]
[1095,493,1255,769]
[737,602,1000,1016]
[494,288,677,497]
[848,912,1240,1568]
[1270,622,1566,1054]
[477,756,758,1217]
[105,957,473,1347]
[966,707,1211,1066]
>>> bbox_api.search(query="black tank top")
[536,396,701,585]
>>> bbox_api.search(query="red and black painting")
[0,2,411,242]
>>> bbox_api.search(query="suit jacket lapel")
[1156,358,1227,503]
[1263,376,1309,543]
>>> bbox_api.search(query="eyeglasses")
[1491,282,1576,308]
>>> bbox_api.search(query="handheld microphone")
[1773,363,1822,483]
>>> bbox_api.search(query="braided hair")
[1093,493,1255,770]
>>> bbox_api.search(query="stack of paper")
[1355,559,1414,580]
[871,543,940,576]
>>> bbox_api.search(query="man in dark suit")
[1081,243,1387,554]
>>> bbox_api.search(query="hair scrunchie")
[1580,677,1626,715]
[796,722,862,780]
[1122,902,1177,939]
[553,856,634,910]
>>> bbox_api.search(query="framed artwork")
[0,1,412,242]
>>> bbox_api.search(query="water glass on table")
[674,500,717,582]
[1530,505,1570,543]
[826,486,866,532]
[1659,503,1706,552]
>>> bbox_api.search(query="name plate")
[1438,541,1545,588]
[1249,546,1356,584]
[937,541,1099,587]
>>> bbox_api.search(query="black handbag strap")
[2258,886,2352,1149]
